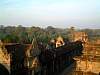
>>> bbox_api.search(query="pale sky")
[0,0,100,28]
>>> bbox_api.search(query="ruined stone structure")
[0,36,83,75]
[0,40,10,75]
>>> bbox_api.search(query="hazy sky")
[0,0,100,28]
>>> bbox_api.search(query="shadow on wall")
[0,64,9,75]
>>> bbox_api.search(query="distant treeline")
[0,25,100,43]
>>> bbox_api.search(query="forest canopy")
[0,25,100,44]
